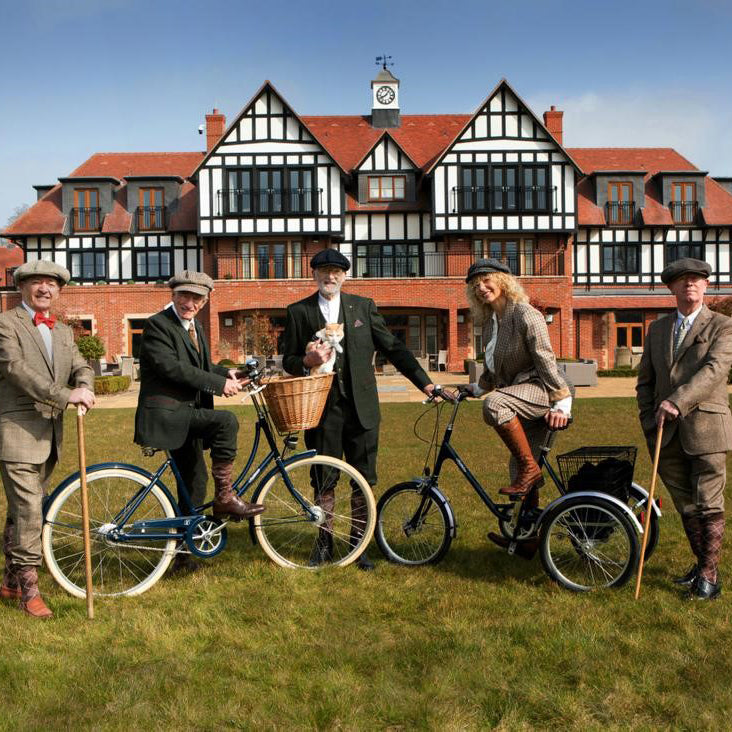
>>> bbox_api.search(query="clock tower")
[371,64,400,129]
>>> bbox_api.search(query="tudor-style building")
[3,68,732,370]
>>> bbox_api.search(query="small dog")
[312,323,344,374]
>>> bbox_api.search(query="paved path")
[92,372,641,409]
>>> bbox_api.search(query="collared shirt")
[675,304,703,332]
[318,292,341,324]
[22,301,53,363]
[169,302,196,335]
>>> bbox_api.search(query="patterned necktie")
[33,311,56,329]
[673,317,689,356]
[188,323,200,353]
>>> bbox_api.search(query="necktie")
[33,312,56,329]
[673,317,689,356]
[188,323,200,353]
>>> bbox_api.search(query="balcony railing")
[605,201,636,226]
[71,207,102,232]
[451,185,556,213]
[137,206,166,231]
[214,250,564,281]
[670,201,698,225]
[216,188,323,216]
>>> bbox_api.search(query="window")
[615,312,644,350]
[289,169,314,212]
[221,167,317,215]
[607,183,634,225]
[73,189,100,231]
[492,166,518,211]
[258,169,283,213]
[461,167,487,211]
[602,244,639,274]
[522,167,548,210]
[138,188,165,231]
[70,251,106,282]
[671,182,697,224]
[368,176,406,201]
[226,170,252,214]
[666,243,703,264]
[473,238,534,276]
[355,243,420,278]
[135,250,171,279]
[240,241,302,279]
[459,165,548,213]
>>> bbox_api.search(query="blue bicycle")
[40,361,376,598]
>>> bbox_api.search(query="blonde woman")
[465,259,571,511]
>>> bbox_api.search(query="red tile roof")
[102,186,131,234]
[69,152,204,179]
[703,178,732,226]
[4,184,65,235]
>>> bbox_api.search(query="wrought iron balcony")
[71,207,102,232]
[670,201,698,225]
[605,201,636,226]
[452,185,556,213]
[137,206,166,231]
[216,188,323,216]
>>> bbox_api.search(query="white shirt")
[169,303,196,334]
[318,292,341,324]
[22,301,53,363]
[675,304,703,333]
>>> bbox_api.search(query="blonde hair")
[465,271,529,325]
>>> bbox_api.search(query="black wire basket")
[557,446,637,503]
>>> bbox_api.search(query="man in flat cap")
[135,271,264,574]
[637,258,732,600]
[283,249,435,569]
[0,260,95,618]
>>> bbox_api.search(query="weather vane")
[375,55,394,70]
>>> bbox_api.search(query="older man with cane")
[0,261,95,618]
[637,258,732,600]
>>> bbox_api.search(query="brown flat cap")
[660,257,712,285]
[14,260,70,286]
[167,270,214,297]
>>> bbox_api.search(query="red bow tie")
[33,312,56,329]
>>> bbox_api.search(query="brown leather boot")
[487,532,539,560]
[17,566,53,619]
[211,460,265,520]
[494,417,544,498]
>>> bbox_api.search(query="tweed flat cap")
[660,258,712,285]
[465,258,511,283]
[167,270,214,296]
[310,249,350,271]
[14,260,70,286]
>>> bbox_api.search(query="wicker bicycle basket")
[262,372,334,432]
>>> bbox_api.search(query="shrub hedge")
[597,368,639,377]
[94,375,131,394]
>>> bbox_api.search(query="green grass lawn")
[2,398,731,730]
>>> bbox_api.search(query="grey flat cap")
[167,270,215,296]
[310,249,350,271]
[14,260,70,286]
[660,258,712,285]
[465,258,511,283]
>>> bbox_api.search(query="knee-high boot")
[494,417,544,498]
[17,566,52,619]
[211,460,265,520]
[699,512,725,584]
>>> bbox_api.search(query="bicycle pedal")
[507,542,517,556]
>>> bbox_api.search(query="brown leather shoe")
[0,582,21,601]
[20,594,53,619]
[487,532,539,560]
[494,417,544,498]
[213,492,265,520]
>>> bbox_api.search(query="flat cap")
[310,249,350,271]
[14,260,70,286]
[660,257,712,285]
[167,270,214,297]
[465,258,511,283]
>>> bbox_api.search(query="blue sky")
[3,0,732,227]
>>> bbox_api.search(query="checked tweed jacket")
[477,301,570,406]
[637,304,732,454]
[0,305,93,463]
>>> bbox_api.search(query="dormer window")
[671,182,697,225]
[138,187,165,231]
[606,182,634,225]
[368,175,405,201]
[73,189,100,231]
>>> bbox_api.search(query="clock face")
[376,85,396,105]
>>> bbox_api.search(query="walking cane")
[77,405,94,619]
[634,419,663,600]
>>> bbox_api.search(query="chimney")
[543,105,563,145]
[205,108,226,152]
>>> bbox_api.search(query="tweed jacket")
[636,305,732,454]
[134,307,230,450]
[477,301,570,405]
[0,305,93,463]
[282,291,431,430]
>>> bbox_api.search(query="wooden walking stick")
[635,419,663,600]
[77,405,94,619]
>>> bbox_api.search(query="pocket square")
[354,319,364,328]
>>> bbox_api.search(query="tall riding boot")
[211,460,265,520]
[17,566,53,619]
[699,513,725,584]
[494,417,544,498]
[1,519,20,601]
[350,487,374,571]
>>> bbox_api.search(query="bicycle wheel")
[253,455,376,569]
[628,484,660,561]
[375,482,452,565]
[42,468,177,598]
[539,496,639,592]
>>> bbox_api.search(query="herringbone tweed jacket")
[636,304,732,454]
[0,305,93,463]
[477,301,570,406]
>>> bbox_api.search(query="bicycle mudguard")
[389,480,458,539]
[630,482,662,517]
[43,462,179,517]
[538,491,644,535]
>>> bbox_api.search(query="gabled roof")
[351,129,420,172]
[3,185,65,236]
